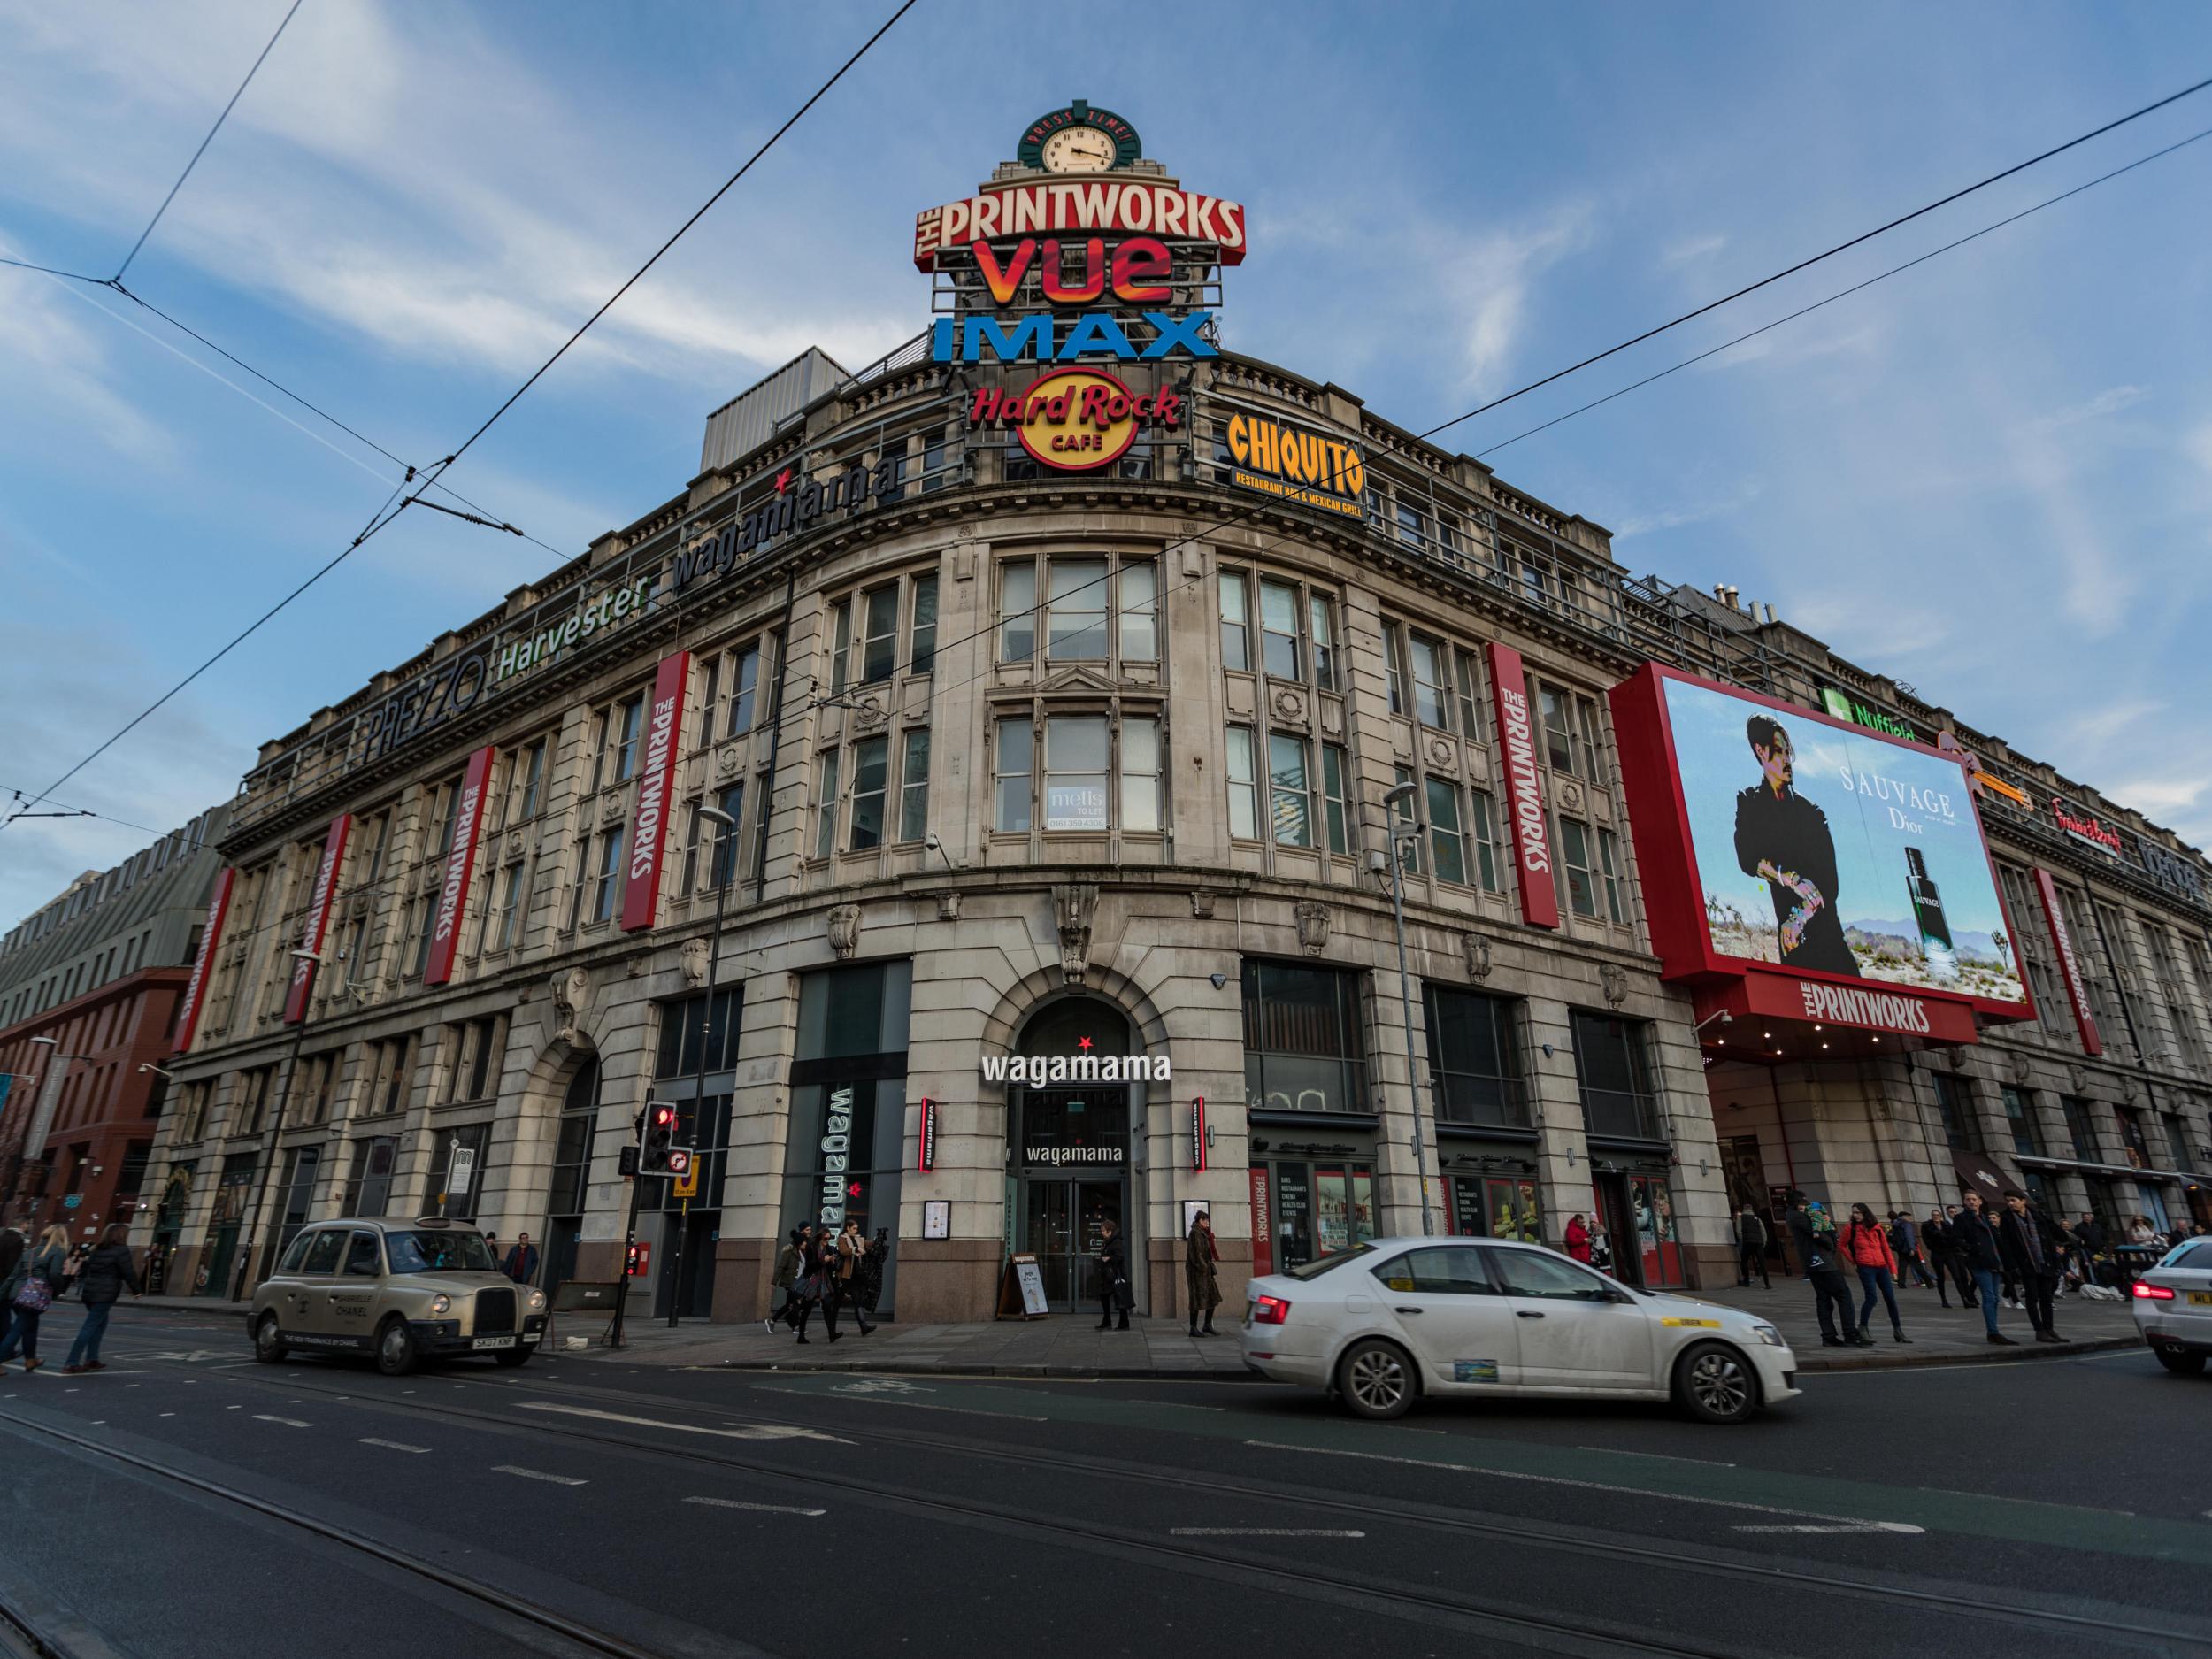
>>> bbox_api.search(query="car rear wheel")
[252,1313,288,1365]
[1336,1339,1417,1420]
[2153,1347,2207,1376]
[1674,1341,1761,1425]
[374,1317,418,1378]
[492,1346,533,1369]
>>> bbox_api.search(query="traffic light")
[618,1146,640,1178]
[642,1103,678,1175]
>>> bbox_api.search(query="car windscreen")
[1282,1243,1376,1281]
[384,1231,496,1274]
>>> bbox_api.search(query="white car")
[1240,1236,1800,1424]
[2130,1237,2212,1374]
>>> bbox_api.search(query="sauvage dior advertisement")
[1658,677,2028,1005]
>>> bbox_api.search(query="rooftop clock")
[1018,100,1141,173]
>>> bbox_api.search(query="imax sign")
[928,311,1217,364]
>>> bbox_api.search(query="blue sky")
[3,2,2210,926]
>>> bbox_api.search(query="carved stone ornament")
[1272,688,1304,722]
[1558,780,1586,814]
[851,695,890,733]
[936,892,961,923]
[1053,882,1099,983]
[675,938,709,987]
[827,904,862,961]
[599,791,626,827]
[2068,1064,2087,1093]
[1191,889,1217,920]
[1294,900,1331,956]
[716,747,744,779]
[1463,933,1494,980]
[503,833,526,863]
[1427,736,1453,769]
[2008,1048,2032,1084]
[1946,1046,1969,1072]
[549,968,589,1045]
[1599,963,1629,1006]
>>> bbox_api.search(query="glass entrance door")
[1020,1179,1124,1310]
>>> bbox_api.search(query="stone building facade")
[134,115,2211,1325]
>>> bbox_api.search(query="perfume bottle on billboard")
[1904,847,1960,983]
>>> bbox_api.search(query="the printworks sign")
[966,369,1182,472]
[1221,411,1365,518]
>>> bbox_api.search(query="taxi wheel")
[492,1347,532,1369]
[1336,1339,1417,1420]
[1674,1341,1760,1425]
[252,1313,288,1365]
[374,1317,419,1378]
[2153,1348,2206,1376]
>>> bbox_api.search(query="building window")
[707,782,747,887]
[828,595,852,693]
[1225,726,1258,840]
[1242,960,1368,1115]
[342,1135,397,1217]
[1044,715,1107,830]
[849,736,891,852]
[1002,561,1037,664]
[408,894,436,976]
[1538,682,1578,774]
[1310,595,1337,691]
[2001,1085,2041,1157]
[1571,1011,1662,1141]
[428,773,464,857]
[2057,1094,2100,1161]
[1596,826,1625,924]
[1425,779,1466,885]
[1047,558,1109,659]
[814,749,842,859]
[655,986,743,1079]
[1557,818,1598,918]
[588,827,624,925]
[510,736,549,822]
[909,575,939,677]
[1408,634,1449,729]
[2116,1105,2153,1170]
[489,862,526,951]
[360,1036,418,1118]
[1381,621,1406,716]
[1391,764,1422,875]
[899,732,932,842]
[1219,571,1249,671]
[273,1145,321,1256]
[438,1016,508,1106]
[859,584,899,683]
[340,914,372,986]
[177,1082,212,1142]
[1932,1071,1978,1152]
[1469,790,1502,892]
[1455,649,1483,740]
[1322,743,1350,856]
[1269,733,1312,848]
[1119,560,1157,663]
[1259,579,1302,680]
[234,1066,275,1138]
[995,718,1033,832]
[427,1124,489,1221]
[1119,718,1160,833]
[358,810,391,883]
[1425,986,1527,1129]
[591,694,645,792]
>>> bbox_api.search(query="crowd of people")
[764,1218,888,1343]
[1748,1190,2203,1348]
[0,1223,142,1375]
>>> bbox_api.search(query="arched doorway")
[540,1056,598,1294]
[1007,998,1138,1311]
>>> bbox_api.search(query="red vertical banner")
[621,650,691,933]
[1248,1166,1273,1278]
[424,744,497,986]
[917,1097,937,1172]
[2033,867,2102,1056]
[1486,641,1561,929]
[282,814,352,1025]
[172,867,234,1056]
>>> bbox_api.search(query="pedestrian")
[59,1244,86,1300]
[791,1225,832,1344]
[1997,1191,2064,1344]
[0,1225,70,1375]
[1952,1190,2010,1344]
[1785,1193,1868,1348]
[1094,1217,1132,1332]
[1842,1203,1909,1344]
[2126,1214,2159,1248]
[60,1224,140,1374]
[1734,1204,1770,1287]
[1185,1210,1221,1337]
[1889,1210,1935,1288]
[831,1217,875,1337]
[503,1232,539,1286]
[481,1231,498,1269]
[1920,1208,1956,1308]
[765,1227,805,1333]
[1564,1213,1592,1263]
[858,1227,889,1315]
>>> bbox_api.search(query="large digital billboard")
[1610,665,2029,1013]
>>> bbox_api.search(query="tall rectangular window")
[727,643,761,736]
[707,782,745,889]
[611,696,644,786]
[899,733,932,842]
[1469,789,1501,893]
[567,833,594,930]
[590,826,624,924]
[1241,960,1367,1116]
[430,777,463,857]
[1392,764,1421,874]
[1538,684,1576,773]
[491,862,526,950]
[860,586,898,684]
[1596,826,1625,925]
[1119,560,1158,663]
[1219,571,1250,671]
[994,718,1033,833]
[908,575,939,677]
[814,750,842,859]
[1571,1011,1660,1141]
[1425,779,1466,885]
[2001,1085,2041,1156]
[828,597,853,694]
[1001,561,1037,663]
[359,811,391,882]
[1932,1072,1978,1151]
[1558,818,1598,918]
[1268,733,1312,848]
[1260,579,1302,680]
[1120,717,1162,833]
[409,895,436,974]
[1310,595,1336,691]
[1381,622,1406,716]
[1225,726,1258,840]
[1043,715,1109,830]
[849,736,890,851]
[1425,986,1527,1129]
[1409,635,1448,728]
[514,738,547,820]
[1048,557,1108,659]
[1322,743,1349,855]
[1455,649,1483,741]
[1577,695,1604,781]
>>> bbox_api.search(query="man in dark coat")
[1997,1192,2064,1343]
[1952,1191,2010,1343]
[1733,715,1861,976]
[503,1233,540,1286]
[62,1225,140,1374]
[1784,1194,1866,1348]
[1920,1209,1956,1307]
[1094,1218,1131,1332]
[1733,1205,1770,1288]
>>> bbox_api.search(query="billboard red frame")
[1608,662,2033,1031]
[172,866,234,1055]
[283,814,352,1025]
[424,743,496,986]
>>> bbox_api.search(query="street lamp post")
[229,949,325,1303]
[1379,782,1436,1238]
[667,804,737,1329]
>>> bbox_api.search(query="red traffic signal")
[642,1102,679,1175]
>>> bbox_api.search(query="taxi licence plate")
[2188,1291,2212,1306]
[472,1335,515,1349]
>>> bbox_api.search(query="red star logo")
[1078,1035,1093,1052]
[847,1180,864,1198]
[774,467,794,495]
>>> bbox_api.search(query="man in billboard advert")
[1732,715,1860,976]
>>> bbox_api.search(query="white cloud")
[2026,383,2149,433]
[1611,478,1763,538]
[1435,204,1596,394]
[1661,232,1726,266]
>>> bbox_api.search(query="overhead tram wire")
[2,3,919,833]
[3,790,164,837]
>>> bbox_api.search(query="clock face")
[1041,126,1117,173]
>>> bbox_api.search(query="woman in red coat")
[1564,1214,1592,1263]
[1842,1202,1909,1344]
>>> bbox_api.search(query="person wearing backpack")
[0,1225,73,1374]
[60,1225,140,1374]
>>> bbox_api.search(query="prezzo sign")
[283,814,352,1025]
[818,1085,856,1229]
[620,652,689,933]
[171,866,234,1055]
[2033,867,2103,1056]
[1221,411,1365,518]
[967,369,1182,472]
[912,180,1249,268]
[2137,834,2207,905]
[423,743,495,986]
[1486,642,1561,929]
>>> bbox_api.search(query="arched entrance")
[1007,998,1138,1311]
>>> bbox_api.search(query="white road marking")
[831,1379,936,1394]
[753,1386,1045,1423]
[1246,1442,1922,1532]
[518,1401,849,1444]
[495,1465,587,1486]
[159,1413,174,1418]
[1734,1523,1924,1534]
[683,1496,826,1516]
[1172,1527,1365,1537]
[253,1415,312,1428]
[1581,1448,1736,1468]
[361,1438,432,1454]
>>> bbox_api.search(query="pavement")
[123,1277,2145,1378]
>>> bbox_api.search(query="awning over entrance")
[2016,1153,2196,1186]
[1949,1148,2011,1202]
[1694,972,1977,1065]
